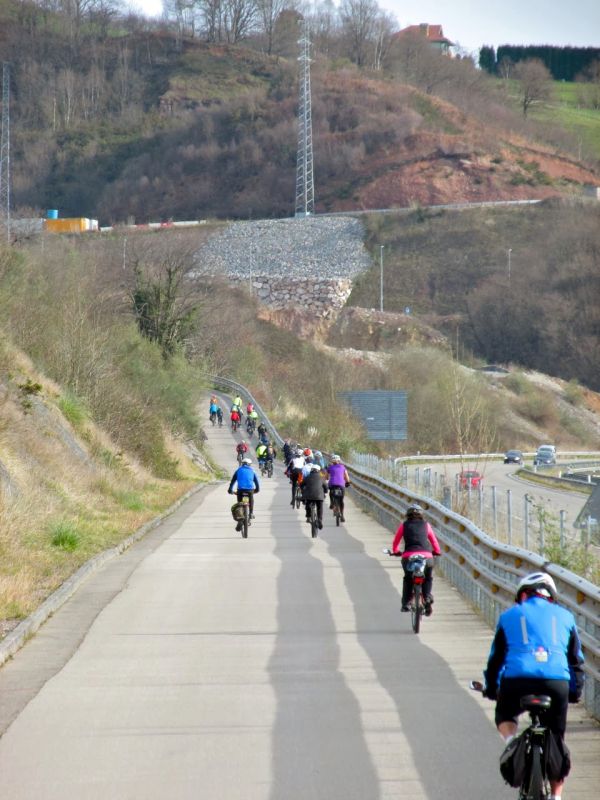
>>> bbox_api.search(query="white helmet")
[516,572,557,602]
[331,454,341,463]
[309,463,321,472]
[242,457,252,465]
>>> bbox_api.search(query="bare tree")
[514,59,553,117]
[256,0,287,54]
[222,0,257,43]
[371,10,396,71]
[339,0,378,67]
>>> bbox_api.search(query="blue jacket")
[228,464,260,493]
[484,596,584,696]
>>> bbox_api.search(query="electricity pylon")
[294,20,314,217]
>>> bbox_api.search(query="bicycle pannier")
[544,731,571,781]
[499,732,528,787]
[231,502,246,521]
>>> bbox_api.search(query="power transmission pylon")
[0,62,10,241]
[294,20,314,217]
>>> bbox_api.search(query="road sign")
[338,390,407,441]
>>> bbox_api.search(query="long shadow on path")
[267,501,380,800]
[323,521,514,800]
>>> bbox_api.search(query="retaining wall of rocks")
[229,276,353,318]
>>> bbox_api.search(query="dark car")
[533,445,556,467]
[504,450,523,465]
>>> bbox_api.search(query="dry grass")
[0,354,206,634]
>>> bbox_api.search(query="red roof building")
[395,24,455,54]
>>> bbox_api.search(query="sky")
[132,0,600,56]
[380,0,600,55]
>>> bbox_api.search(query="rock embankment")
[195,216,371,316]
[197,216,371,278]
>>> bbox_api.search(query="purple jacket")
[327,463,347,487]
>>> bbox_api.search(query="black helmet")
[406,504,424,518]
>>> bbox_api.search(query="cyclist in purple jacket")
[326,454,350,522]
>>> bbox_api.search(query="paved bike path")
[0,417,597,798]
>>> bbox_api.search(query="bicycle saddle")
[520,694,552,712]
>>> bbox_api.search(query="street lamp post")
[379,245,384,313]
[507,248,512,283]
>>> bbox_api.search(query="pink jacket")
[392,521,441,558]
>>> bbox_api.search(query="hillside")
[0,3,598,224]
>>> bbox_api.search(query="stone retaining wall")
[229,276,353,318]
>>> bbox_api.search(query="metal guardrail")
[208,375,600,720]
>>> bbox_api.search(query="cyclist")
[230,407,241,430]
[256,440,268,470]
[236,440,249,463]
[265,441,277,465]
[326,454,350,522]
[216,405,223,426]
[233,394,243,410]
[392,504,441,615]
[282,439,294,465]
[257,421,268,442]
[302,463,327,528]
[209,399,218,423]
[228,457,260,523]
[482,572,584,799]
[246,402,254,415]
[313,450,326,469]
[287,448,306,506]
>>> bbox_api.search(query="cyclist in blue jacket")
[483,572,584,800]
[228,458,260,519]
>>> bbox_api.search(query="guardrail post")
[524,494,530,549]
[415,467,420,489]
[560,510,566,548]
[491,485,498,535]
[479,486,484,526]
[507,490,513,545]
[442,486,452,509]
[539,510,545,556]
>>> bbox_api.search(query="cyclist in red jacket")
[392,504,441,615]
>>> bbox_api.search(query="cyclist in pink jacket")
[392,504,441,615]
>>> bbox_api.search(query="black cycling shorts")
[496,678,569,735]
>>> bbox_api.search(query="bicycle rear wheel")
[242,505,249,539]
[267,461,273,478]
[411,584,422,634]
[310,503,318,538]
[333,499,341,526]
[522,742,546,800]
[295,484,302,509]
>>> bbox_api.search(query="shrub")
[50,521,80,551]
[563,379,583,406]
[58,393,88,427]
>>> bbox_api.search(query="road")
[0,420,597,799]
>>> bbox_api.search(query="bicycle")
[329,486,344,526]
[293,479,303,509]
[470,681,553,800]
[237,492,252,539]
[209,411,216,426]
[266,458,273,478]
[382,550,428,633]
[231,419,240,433]
[236,450,246,465]
[306,499,319,538]
[246,418,256,437]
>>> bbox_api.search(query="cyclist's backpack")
[499,732,529,787]
[544,731,571,781]
[231,502,246,521]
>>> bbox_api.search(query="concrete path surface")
[0,415,598,799]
